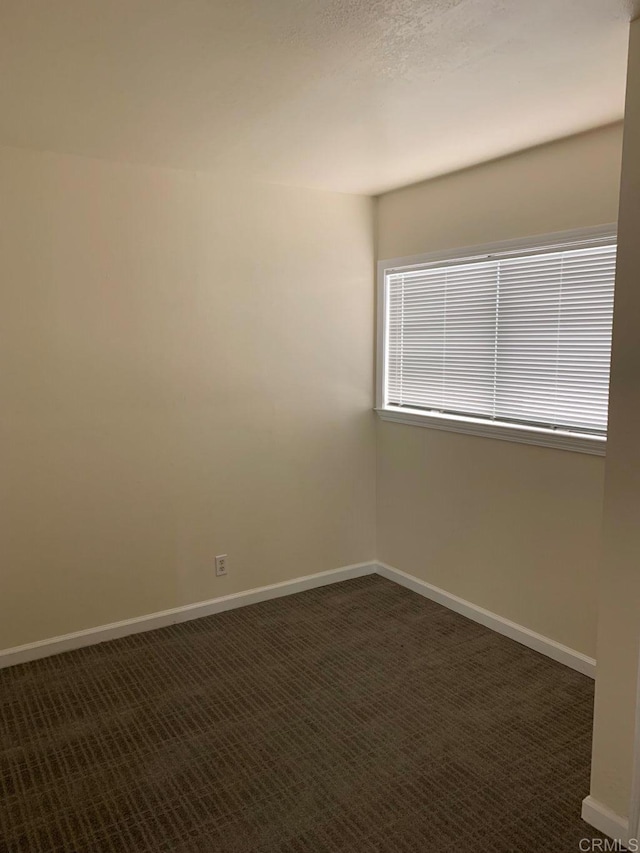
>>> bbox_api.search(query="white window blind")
[384,238,616,437]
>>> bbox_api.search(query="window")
[376,226,617,455]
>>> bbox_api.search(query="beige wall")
[376,124,624,657]
[0,146,376,651]
[590,20,640,821]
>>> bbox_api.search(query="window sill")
[375,407,606,456]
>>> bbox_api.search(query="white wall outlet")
[215,554,228,577]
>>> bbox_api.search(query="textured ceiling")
[0,0,636,194]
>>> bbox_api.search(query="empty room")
[2,1,640,851]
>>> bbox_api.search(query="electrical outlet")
[215,554,228,577]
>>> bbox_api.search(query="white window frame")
[376,224,617,456]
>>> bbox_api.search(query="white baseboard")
[376,562,596,678]
[0,562,377,670]
[0,560,596,680]
[581,796,630,845]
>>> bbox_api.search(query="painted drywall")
[0,146,376,651]
[376,123,623,658]
[590,20,640,821]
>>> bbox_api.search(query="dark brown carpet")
[1,575,601,852]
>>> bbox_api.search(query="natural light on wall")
[377,227,617,455]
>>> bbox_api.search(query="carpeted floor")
[0,575,602,852]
